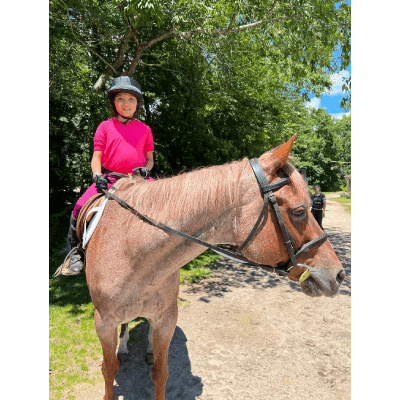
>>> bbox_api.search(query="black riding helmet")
[108,76,143,123]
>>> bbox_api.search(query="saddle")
[76,193,104,241]
[76,177,129,246]
[53,177,130,277]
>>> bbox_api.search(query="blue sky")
[305,64,351,119]
[304,2,351,121]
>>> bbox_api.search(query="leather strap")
[104,171,128,181]
[102,189,280,274]
[250,158,290,194]
[237,194,269,252]
[238,158,292,254]
[237,159,289,252]
[268,192,298,267]
[294,231,327,260]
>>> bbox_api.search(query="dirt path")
[83,196,351,400]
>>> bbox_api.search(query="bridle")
[102,158,327,280]
[235,158,327,278]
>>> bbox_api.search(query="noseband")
[102,158,327,279]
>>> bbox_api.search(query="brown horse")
[84,135,345,400]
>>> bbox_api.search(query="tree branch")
[65,8,119,77]
[125,15,140,46]
[140,62,181,74]
[267,0,280,18]
[105,0,304,86]
[228,13,238,30]
[93,29,131,92]
[140,4,301,48]
[141,29,176,50]
[127,46,143,76]
[206,15,298,38]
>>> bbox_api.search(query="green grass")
[309,189,340,195]
[330,197,351,213]
[49,234,221,398]
[180,249,222,284]
[49,301,104,398]
[50,247,105,398]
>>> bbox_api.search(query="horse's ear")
[261,133,297,171]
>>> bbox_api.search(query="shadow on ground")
[183,227,351,301]
[113,321,203,399]
[324,227,351,296]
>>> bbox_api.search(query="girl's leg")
[72,182,102,219]
[73,173,123,219]
[67,178,119,275]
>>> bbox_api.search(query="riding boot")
[67,214,85,274]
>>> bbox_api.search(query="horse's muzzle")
[300,267,345,298]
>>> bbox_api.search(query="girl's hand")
[93,174,108,191]
[132,167,149,179]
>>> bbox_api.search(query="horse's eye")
[292,208,305,216]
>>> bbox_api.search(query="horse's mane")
[120,159,245,226]
[118,150,308,226]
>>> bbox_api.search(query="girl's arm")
[91,151,102,175]
[145,151,154,171]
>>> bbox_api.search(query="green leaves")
[49,0,351,209]
[293,109,351,191]
[113,0,165,27]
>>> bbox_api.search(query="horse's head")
[237,134,345,297]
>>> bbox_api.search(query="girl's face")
[114,92,137,118]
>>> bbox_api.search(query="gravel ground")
[75,195,351,400]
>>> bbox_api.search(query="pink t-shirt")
[93,118,154,174]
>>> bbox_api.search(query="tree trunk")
[93,29,131,92]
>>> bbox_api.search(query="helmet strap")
[111,99,135,124]
[116,110,134,124]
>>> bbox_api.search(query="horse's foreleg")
[150,304,178,400]
[94,308,119,400]
[117,323,129,359]
[145,325,154,364]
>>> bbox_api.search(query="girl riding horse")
[67,76,155,274]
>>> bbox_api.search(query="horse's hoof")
[145,353,154,365]
[117,353,129,362]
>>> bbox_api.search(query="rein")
[102,159,327,279]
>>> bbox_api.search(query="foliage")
[293,110,351,191]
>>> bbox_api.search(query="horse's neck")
[161,161,243,246]
[180,200,238,246]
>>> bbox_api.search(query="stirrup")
[53,247,85,277]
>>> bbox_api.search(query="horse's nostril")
[336,270,346,284]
